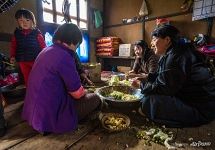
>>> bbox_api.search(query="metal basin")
[96,86,143,108]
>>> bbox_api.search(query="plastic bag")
[139,0,148,16]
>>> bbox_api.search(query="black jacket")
[142,44,215,102]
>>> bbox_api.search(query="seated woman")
[22,23,101,134]
[140,25,215,127]
[128,40,159,86]
[53,33,94,86]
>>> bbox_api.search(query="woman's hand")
[129,73,148,88]
[127,72,147,80]
[85,78,95,86]
[130,78,141,88]
[80,73,95,86]
[136,73,148,82]
[128,70,135,74]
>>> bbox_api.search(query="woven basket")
[99,113,130,132]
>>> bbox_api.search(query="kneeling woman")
[22,23,101,134]
[140,25,215,127]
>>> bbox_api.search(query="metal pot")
[96,86,143,109]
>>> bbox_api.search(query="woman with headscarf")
[139,25,215,127]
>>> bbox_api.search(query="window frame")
[39,0,88,30]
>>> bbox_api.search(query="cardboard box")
[119,44,134,57]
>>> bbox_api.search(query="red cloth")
[18,61,34,86]
[0,73,19,87]
[10,29,46,58]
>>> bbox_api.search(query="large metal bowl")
[96,86,143,108]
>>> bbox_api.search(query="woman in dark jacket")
[128,40,159,86]
[140,25,215,127]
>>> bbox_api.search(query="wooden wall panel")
[146,0,183,18]
[89,0,104,63]
[104,0,142,26]
[211,18,215,43]
[89,0,103,38]
[145,14,208,44]
[104,0,184,26]
[0,42,10,56]
[90,40,97,63]
[0,0,37,55]
[0,0,37,34]
[144,20,155,45]
[90,0,103,8]
[103,0,207,46]
[104,24,142,43]
[170,14,207,38]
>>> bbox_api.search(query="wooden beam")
[77,0,80,26]
[142,20,145,40]
[207,17,213,42]
[104,11,191,29]
[36,0,43,31]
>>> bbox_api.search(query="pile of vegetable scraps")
[136,127,178,149]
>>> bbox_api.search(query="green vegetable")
[108,90,137,101]
[109,75,120,86]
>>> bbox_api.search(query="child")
[10,8,46,86]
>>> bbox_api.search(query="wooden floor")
[0,100,215,150]
[0,100,99,150]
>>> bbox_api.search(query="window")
[42,0,88,29]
